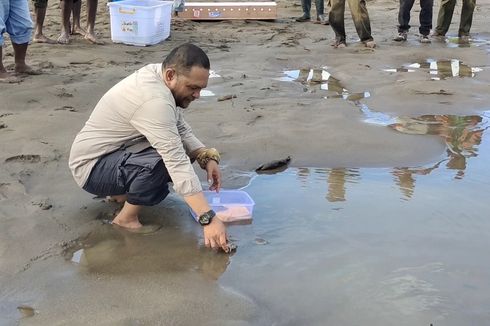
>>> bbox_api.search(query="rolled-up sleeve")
[130,99,203,196]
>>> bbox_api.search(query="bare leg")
[112,202,143,229]
[85,0,104,44]
[33,7,57,43]
[12,43,39,74]
[0,46,16,81]
[71,0,86,35]
[58,0,73,44]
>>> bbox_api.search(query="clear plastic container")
[107,0,173,46]
[190,190,255,223]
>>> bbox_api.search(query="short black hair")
[162,43,210,74]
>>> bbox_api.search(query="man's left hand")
[206,160,221,192]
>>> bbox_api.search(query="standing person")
[393,0,433,43]
[69,43,230,252]
[296,0,330,24]
[329,0,375,48]
[57,0,102,44]
[1,0,34,82]
[433,0,476,42]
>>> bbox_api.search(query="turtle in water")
[255,156,291,174]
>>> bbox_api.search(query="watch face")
[199,210,215,225]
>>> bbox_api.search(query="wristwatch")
[198,210,216,226]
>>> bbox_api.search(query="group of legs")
[295,0,376,48]
[395,0,476,43]
[33,0,102,44]
[295,0,477,48]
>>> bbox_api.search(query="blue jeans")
[398,0,434,36]
[0,0,33,46]
[301,0,325,18]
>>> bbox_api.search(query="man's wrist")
[196,148,220,169]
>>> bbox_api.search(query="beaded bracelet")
[196,148,220,169]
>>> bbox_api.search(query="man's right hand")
[203,216,229,252]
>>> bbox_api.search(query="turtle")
[255,156,291,174]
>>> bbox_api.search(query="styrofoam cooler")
[107,0,173,46]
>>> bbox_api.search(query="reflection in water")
[293,112,489,200]
[65,225,231,280]
[223,163,490,325]
[384,59,483,80]
[390,113,487,184]
[446,36,490,48]
[278,68,370,101]
[297,167,361,202]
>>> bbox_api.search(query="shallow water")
[384,59,483,80]
[220,117,490,325]
[59,111,490,325]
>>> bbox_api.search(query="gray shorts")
[83,147,171,206]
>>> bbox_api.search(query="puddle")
[389,112,489,180]
[219,125,490,323]
[64,224,232,279]
[446,36,490,48]
[384,59,483,80]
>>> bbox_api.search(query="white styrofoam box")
[107,0,173,46]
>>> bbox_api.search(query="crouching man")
[69,43,230,252]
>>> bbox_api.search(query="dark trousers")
[83,147,171,206]
[435,0,476,36]
[398,0,434,36]
[329,0,373,42]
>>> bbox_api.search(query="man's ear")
[164,68,176,82]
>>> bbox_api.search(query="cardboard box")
[178,2,277,20]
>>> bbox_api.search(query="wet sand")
[1,0,490,324]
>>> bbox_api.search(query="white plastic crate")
[107,0,173,46]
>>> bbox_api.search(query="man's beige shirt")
[69,63,205,196]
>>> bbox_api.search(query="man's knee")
[126,161,171,206]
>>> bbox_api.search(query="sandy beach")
[1,0,490,324]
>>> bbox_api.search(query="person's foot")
[33,34,57,44]
[314,14,329,25]
[112,213,143,229]
[71,25,86,35]
[459,35,470,44]
[393,31,408,41]
[363,40,376,48]
[295,15,310,22]
[85,31,104,45]
[331,39,346,48]
[431,31,446,41]
[57,31,70,44]
[14,63,41,75]
[0,70,22,83]
[419,34,431,43]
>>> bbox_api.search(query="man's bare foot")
[113,215,143,229]
[107,194,128,203]
[84,32,104,45]
[33,34,57,44]
[14,64,41,75]
[71,25,86,35]
[0,70,22,83]
[57,32,70,44]
[363,40,376,48]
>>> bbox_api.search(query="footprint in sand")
[5,155,41,163]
